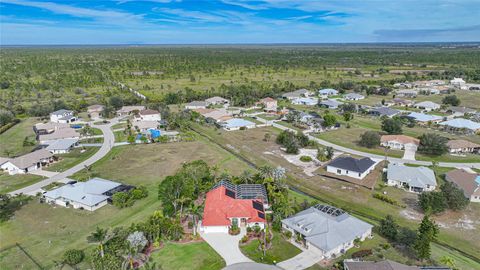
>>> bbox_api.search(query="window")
[337,169,341,174]
[358,173,361,177]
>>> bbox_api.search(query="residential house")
[439,118,480,135]
[394,82,413,88]
[386,164,436,193]
[0,149,54,175]
[133,120,159,132]
[405,112,443,125]
[318,88,339,99]
[450,77,466,89]
[392,98,414,107]
[282,204,373,259]
[116,106,146,116]
[257,97,278,112]
[220,118,256,131]
[282,89,312,100]
[50,109,76,123]
[200,180,267,233]
[134,109,161,122]
[34,122,70,135]
[414,101,440,112]
[445,169,480,203]
[466,83,480,91]
[344,93,365,101]
[396,89,417,98]
[413,80,445,87]
[326,156,377,180]
[319,99,343,109]
[447,106,476,117]
[205,96,230,107]
[43,178,132,211]
[185,101,208,110]
[195,108,233,123]
[45,138,79,154]
[87,105,104,120]
[292,97,318,106]
[446,139,480,154]
[381,135,419,150]
[369,107,400,118]
[38,127,80,144]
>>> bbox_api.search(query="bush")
[283,230,292,238]
[241,235,249,243]
[418,191,447,214]
[299,156,313,162]
[373,193,404,207]
[442,95,460,106]
[63,249,85,266]
[0,119,20,134]
[418,133,448,156]
[351,249,372,258]
[358,131,380,148]
[381,117,403,134]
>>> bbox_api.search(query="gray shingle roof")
[328,157,376,174]
[45,138,79,151]
[282,204,373,252]
[370,107,400,117]
[10,149,53,169]
[51,109,73,115]
[343,260,419,270]
[387,164,436,189]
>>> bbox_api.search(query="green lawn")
[240,231,302,264]
[43,147,98,172]
[114,130,128,142]
[79,137,104,143]
[0,117,39,157]
[150,242,225,270]
[0,173,45,194]
[0,139,250,269]
[111,122,128,129]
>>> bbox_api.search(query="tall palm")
[87,227,108,258]
[259,165,274,180]
[240,170,254,184]
[188,204,203,236]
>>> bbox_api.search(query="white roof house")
[220,118,256,131]
[318,88,339,97]
[406,112,443,124]
[282,204,373,259]
[43,178,122,211]
[45,138,79,154]
[414,101,440,111]
[205,96,230,106]
[387,164,436,193]
[185,101,208,110]
[439,118,480,134]
[319,99,343,109]
[282,89,312,100]
[291,97,318,106]
[344,93,365,101]
[50,109,76,124]
[450,77,466,87]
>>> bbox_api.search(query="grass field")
[113,130,128,142]
[240,231,302,264]
[44,147,98,172]
[0,117,39,157]
[0,139,250,269]
[190,125,480,268]
[0,173,45,194]
[150,242,225,270]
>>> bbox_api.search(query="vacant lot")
[44,147,98,172]
[0,173,45,194]
[0,139,250,269]
[0,117,39,157]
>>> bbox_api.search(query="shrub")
[299,156,313,162]
[418,133,448,156]
[418,191,447,214]
[283,230,292,238]
[358,131,380,148]
[241,235,249,243]
[373,193,404,207]
[63,249,85,266]
[381,117,403,134]
[351,249,372,258]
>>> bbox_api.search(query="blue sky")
[1,0,479,45]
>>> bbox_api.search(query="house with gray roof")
[282,89,312,100]
[406,112,443,125]
[43,178,127,211]
[185,101,208,110]
[318,88,339,98]
[344,93,365,101]
[326,156,377,180]
[50,109,76,124]
[282,204,373,259]
[319,99,343,109]
[343,259,449,270]
[387,164,436,193]
[414,101,440,112]
[369,107,400,118]
[439,118,480,135]
[0,149,54,175]
[45,138,79,154]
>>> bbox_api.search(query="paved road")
[9,118,119,196]
[200,227,252,266]
[255,116,480,169]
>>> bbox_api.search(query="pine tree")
[414,215,439,260]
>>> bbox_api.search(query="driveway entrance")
[200,227,252,266]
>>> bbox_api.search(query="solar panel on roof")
[225,189,236,198]
[252,201,264,212]
[258,212,265,219]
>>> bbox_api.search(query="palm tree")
[187,204,203,236]
[87,227,108,258]
[258,165,274,180]
[240,170,253,184]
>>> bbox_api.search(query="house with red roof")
[200,181,267,233]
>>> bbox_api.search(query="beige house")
[87,105,104,119]
[381,135,419,150]
[445,169,480,202]
[0,149,54,175]
[116,106,146,116]
[257,97,277,112]
[447,139,480,154]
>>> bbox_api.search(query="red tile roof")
[202,186,265,226]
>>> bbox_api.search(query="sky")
[0,0,479,45]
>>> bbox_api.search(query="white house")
[205,96,230,107]
[319,99,343,109]
[326,156,377,180]
[380,135,419,150]
[445,169,480,203]
[0,149,54,175]
[318,88,339,99]
[50,109,76,123]
[257,97,278,112]
[291,97,318,106]
[414,101,440,112]
[450,77,466,89]
[185,101,208,110]
[45,138,79,154]
[282,204,373,259]
[43,178,124,211]
[220,118,256,131]
[344,93,365,101]
[282,89,313,100]
[134,109,161,122]
[386,164,436,193]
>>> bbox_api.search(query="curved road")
[9,118,120,196]
[254,116,480,169]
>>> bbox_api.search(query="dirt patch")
[400,209,422,221]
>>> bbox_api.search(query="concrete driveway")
[200,227,252,266]
[276,250,322,270]
[28,169,59,178]
[9,117,120,196]
[402,144,417,161]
